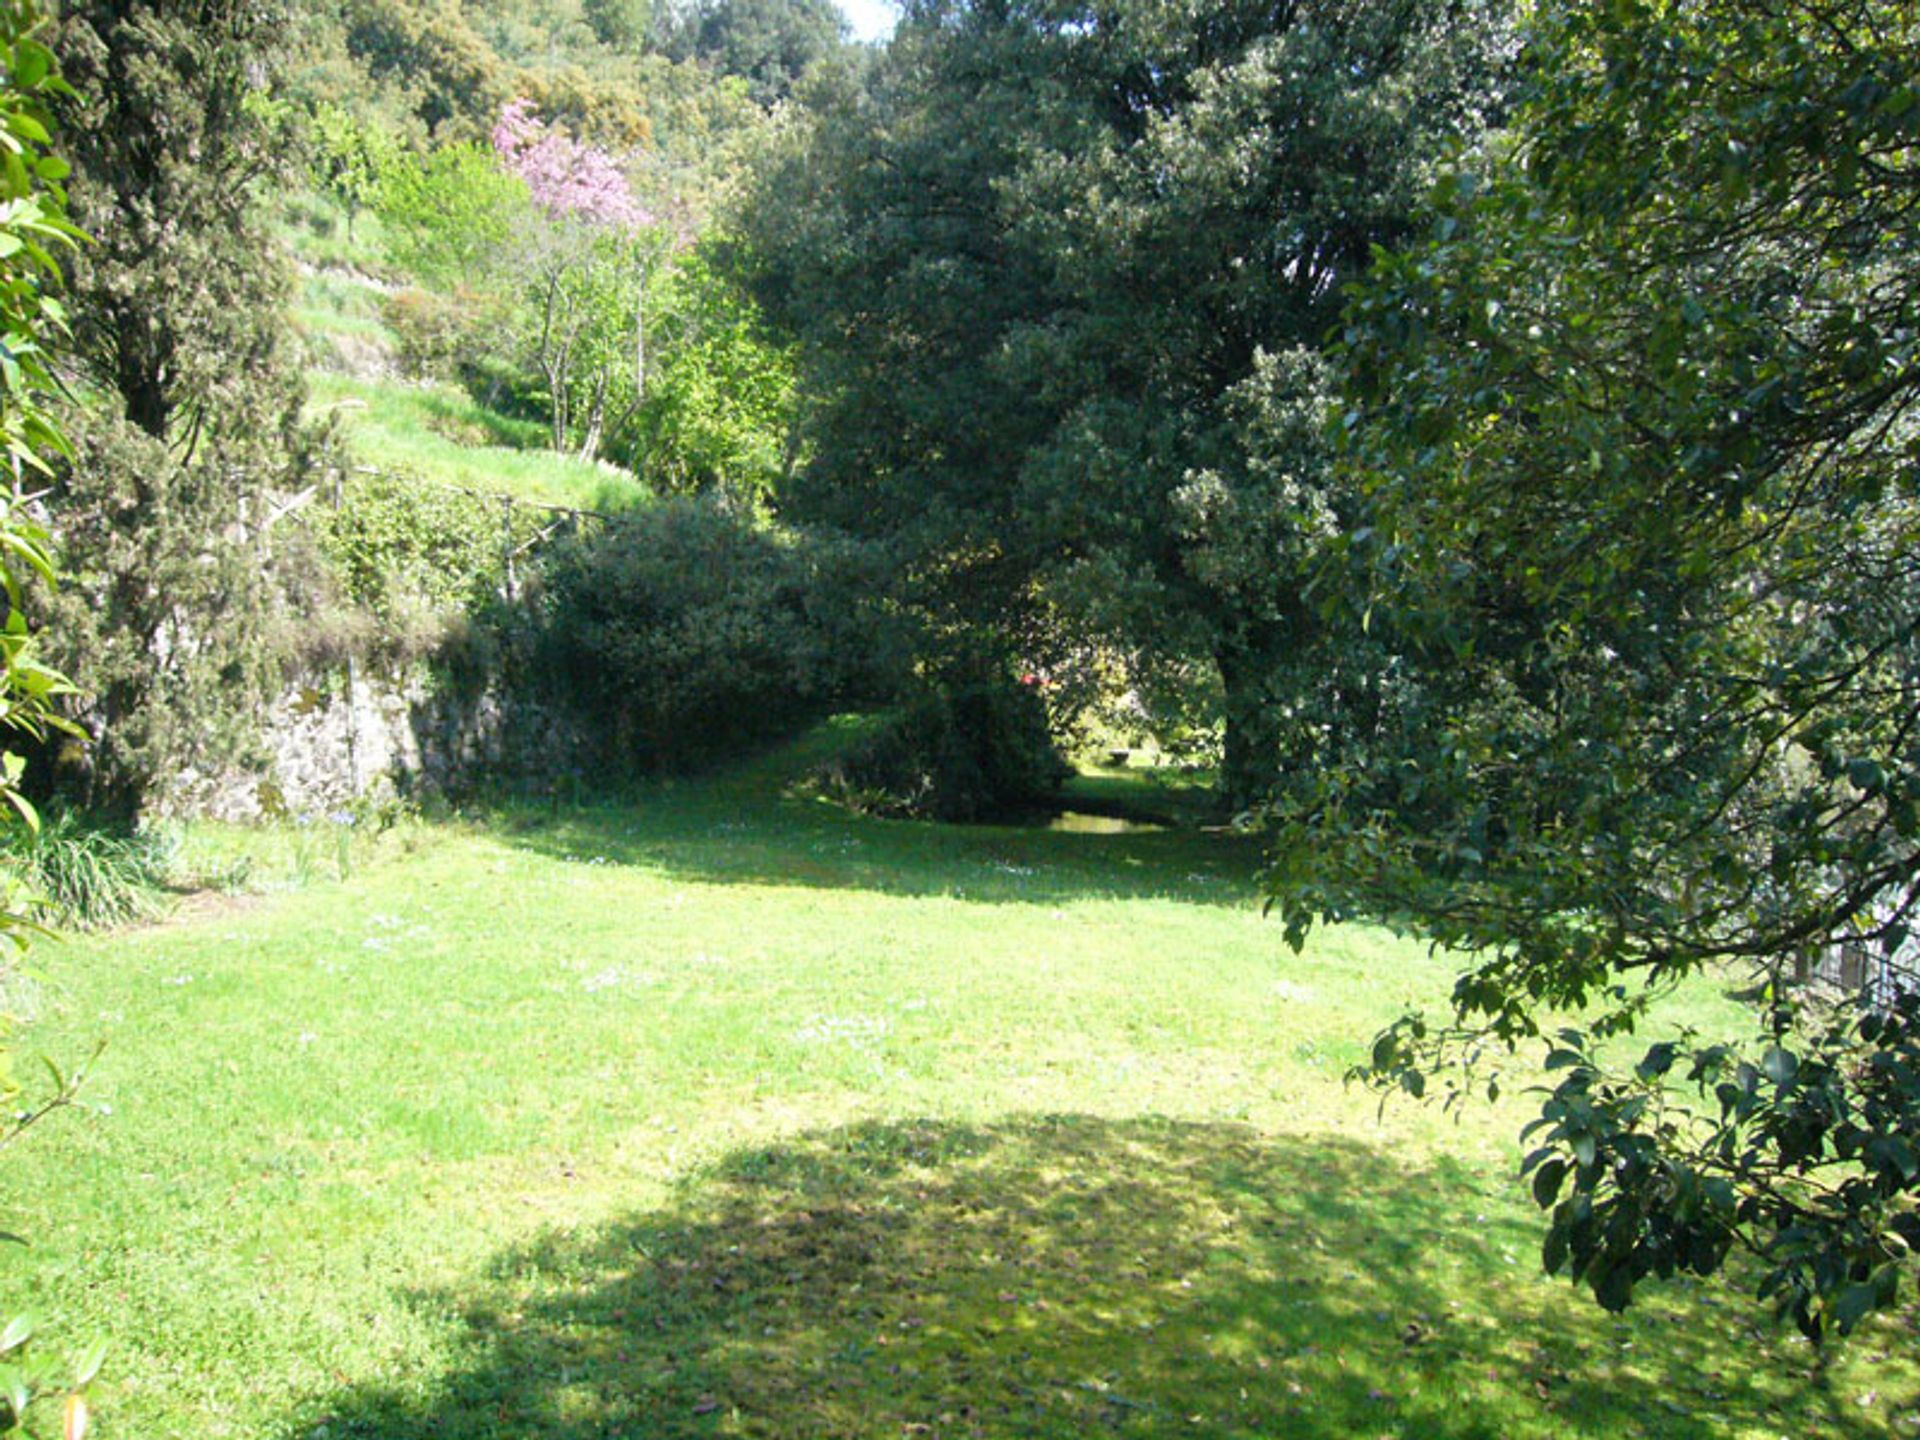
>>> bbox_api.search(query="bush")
[820,670,1071,823]
[312,467,543,627]
[0,813,178,931]
[383,285,493,381]
[532,498,893,771]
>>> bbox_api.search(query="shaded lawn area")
[322,1116,1893,1440]
[501,725,1266,911]
[0,742,1912,1439]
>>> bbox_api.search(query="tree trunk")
[547,363,569,452]
[577,370,610,461]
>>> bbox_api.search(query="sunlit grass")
[305,371,650,512]
[0,736,1911,1439]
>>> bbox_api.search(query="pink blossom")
[492,98,652,231]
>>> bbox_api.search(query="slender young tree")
[493,96,664,461]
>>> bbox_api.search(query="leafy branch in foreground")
[1273,0,1920,1338]
[1519,999,1920,1339]
[0,3,104,1431]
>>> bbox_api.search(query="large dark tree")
[1276,0,1920,1337]
[741,0,1507,806]
[42,0,315,812]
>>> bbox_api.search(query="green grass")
[306,372,650,512]
[294,270,397,359]
[0,734,1912,1440]
[0,814,176,930]
[273,191,399,281]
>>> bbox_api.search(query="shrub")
[532,498,891,770]
[820,669,1071,823]
[311,467,543,626]
[383,285,494,381]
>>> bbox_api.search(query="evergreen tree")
[742,0,1507,806]
[43,0,316,813]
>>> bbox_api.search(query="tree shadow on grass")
[295,1117,1876,1440]
[493,779,1266,911]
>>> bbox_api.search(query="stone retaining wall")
[170,660,579,820]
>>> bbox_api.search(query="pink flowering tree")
[492,98,652,232]
[491,99,665,459]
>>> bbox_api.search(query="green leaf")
[1531,1156,1568,1208]
[11,42,49,90]
[71,1341,105,1389]
[1760,1046,1798,1088]
[0,1362,26,1425]
[1847,757,1885,792]
[1593,1262,1634,1313]
[1542,1216,1569,1274]
[0,1316,34,1355]
[1831,1281,1878,1333]
[1634,1042,1677,1080]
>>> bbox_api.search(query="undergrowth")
[0,814,176,931]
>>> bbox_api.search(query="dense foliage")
[0,6,107,1431]
[333,0,775,176]
[740,0,1509,806]
[0,0,78,1083]
[43,0,320,814]
[656,0,851,105]
[534,497,894,769]
[314,468,544,630]
[1271,0,1920,1337]
[822,669,1070,823]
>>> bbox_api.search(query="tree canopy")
[658,0,851,105]
[740,0,1510,804]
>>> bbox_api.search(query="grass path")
[1,744,1912,1438]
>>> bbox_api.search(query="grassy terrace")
[305,372,650,513]
[286,220,650,515]
[3,737,1911,1439]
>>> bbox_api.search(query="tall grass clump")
[0,813,177,930]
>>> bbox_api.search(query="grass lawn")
[305,372,651,514]
[1,736,1912,1439]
